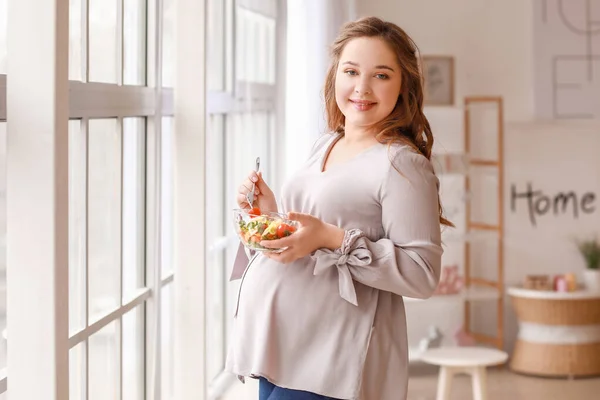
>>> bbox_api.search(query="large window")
[66,0,174,398]
[1,0,274,398]
[205,0,281,397]
[2,0,175,398]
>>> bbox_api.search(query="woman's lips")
[349,99,376,111]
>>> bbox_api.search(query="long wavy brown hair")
[323,16,453,227]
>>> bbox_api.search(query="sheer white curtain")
[283,0,356,180]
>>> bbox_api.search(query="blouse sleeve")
[311,147,443,305]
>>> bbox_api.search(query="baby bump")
[235,255,327,320]
[236,254,379,332]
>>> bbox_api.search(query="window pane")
[162,0,174,87]
[124,0,147,85]
[235,6,247,82]
[161,117,173,276]
[69,341,87,400]
[69,120,87,333]
[89,0,118,83]
[236,8,276,84]
[0,0,6,74]
[69,0,82,81]
[161,284,174,400]
[267,18,276,85]
[122,118,145,301]
[0,122,6,371]
[123,306,144,400]
[88,119,122,322]
[226,113,271,193]
[89,321,120,400]
[206,115,226,381]
[207,0,226,91]
[257,18,267,83]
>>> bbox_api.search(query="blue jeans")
[259,377,343,400]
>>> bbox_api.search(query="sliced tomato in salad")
[276,223,297,238]
[248,234,262,244]
[248,206,261,217]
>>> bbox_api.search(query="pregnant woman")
[226,16,452,400]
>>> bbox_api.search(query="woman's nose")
[354,85,371,95]
[354,80,371,95]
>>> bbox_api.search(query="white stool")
[420,346,508,400]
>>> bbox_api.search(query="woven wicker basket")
[511,340,600,377]
[509,293,600,377]
[510,296,600,326]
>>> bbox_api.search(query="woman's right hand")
[237,171,278,214]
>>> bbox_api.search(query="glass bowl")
[233,208,299,253]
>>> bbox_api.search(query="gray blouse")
[226,132,443,400]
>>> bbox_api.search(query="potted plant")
[576,237,600,292]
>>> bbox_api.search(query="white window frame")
[173,0,207,398]
[6,0,71,397]
[204,0,286,398]
[4,0,207,399]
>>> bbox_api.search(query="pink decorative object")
[556,276,568,293]
[434,265,463,295]
[553,275,563,291]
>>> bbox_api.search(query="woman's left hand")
[260,212,345,264]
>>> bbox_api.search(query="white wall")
[532,1,600,119]
[357,0,600,352]
[357,0,534,122]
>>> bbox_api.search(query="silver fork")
[246,157,261,207]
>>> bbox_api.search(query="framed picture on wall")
[421,55,455,106]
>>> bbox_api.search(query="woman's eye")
[375,73,389,80]
[344,70,358,76]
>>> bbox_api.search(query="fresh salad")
[238,209,298,251]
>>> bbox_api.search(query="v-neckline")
[319,133,382,173]
[320,133,344,173]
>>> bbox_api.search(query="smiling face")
[334,36,402,134]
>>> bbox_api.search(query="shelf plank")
[470,278,499,288]
[470,158,499,166]
[404,286,501,304]
[468,222,500,231]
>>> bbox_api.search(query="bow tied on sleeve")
[337,254,349,265]
[311,229,371,306]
